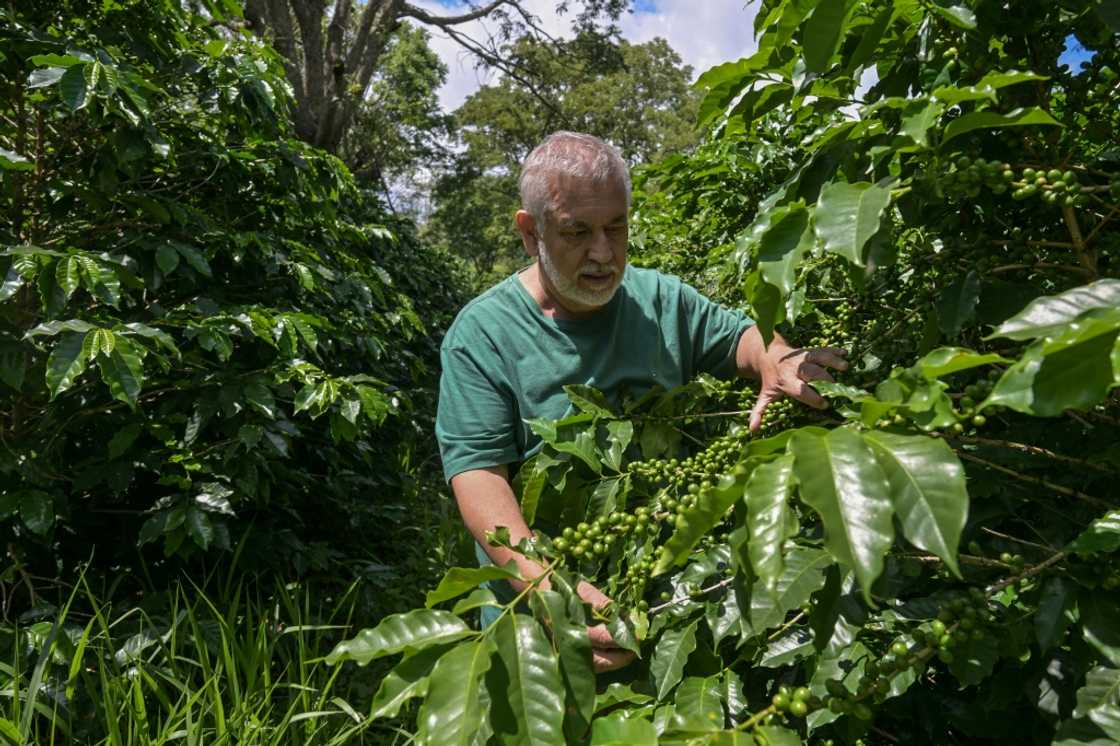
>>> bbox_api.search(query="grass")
[0,571,416,745]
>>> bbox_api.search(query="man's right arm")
[450,466,635,673]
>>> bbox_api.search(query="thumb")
[750,390,776,434]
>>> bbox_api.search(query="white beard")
[537,237,620,309]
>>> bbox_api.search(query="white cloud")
[408,0,760,111]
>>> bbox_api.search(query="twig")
[985,551,1066,595]
[953,435,1115,474]
[980,527,1057,553]
[1062,204,1097,277]
[767,610,806,641]
[898,553,1014,570]
[648,576,734,615]
[988,262,1093,277]
[956,451,1110,509]
[1084,203,1120,246]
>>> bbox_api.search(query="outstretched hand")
[742,332,849,433]
[577,581,636,673]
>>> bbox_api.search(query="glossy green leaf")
[24,319,96,339]
[96,335,144,407]
[530,588,595,733]
[417,637,494,746]
[802,0,856,72]
[1067,511,1120,557]
[369,645,446,720]
[937,269,980,337]
[46,332,91,397]
[758,627,814,668]
[19,490,55,535]
[1080,592,1120,668]
[672,675,723,731]
[900,99,945,146]
[933,70,1049,106]
[988,279,1120,341]
[488,614,565,746]
[790,428,894,603]
[941,107,1061,144]
[325,609,474,666]
[656,471,746,573]
[156,243,180,275]
[745,453,796,592]
[749,545,831,633]
[863,431,968,576]
[590,712,657,746]
[564,384,615,416]
[1035,577,1074,653]
[814,181,893,266]
[603,420,633,472]
[755,725,803,746]
[59,63,89,110]
[927,4,976,28]
[426,562,522,608]
[982,309,1120,417]
[914,347,1006,379]
[0,146,34,171]
[1073,666,1120,741]
[186,508,213,550]
[651,619,698,700]
[807,640,870,728]
[762,214,814,299]
[452,588,499,615]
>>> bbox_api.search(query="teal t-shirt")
[436,265,754,483]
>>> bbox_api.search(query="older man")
[436,131,846,672]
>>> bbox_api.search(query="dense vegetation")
[328,1,1120,745]
[1,1,465,742]
[2,0,1118,744]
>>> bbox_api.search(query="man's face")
[534,172,629,313]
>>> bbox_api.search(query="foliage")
[0,1,467,599]
[340,24,454,205]
[0,571,415,744]
[330,1,1120,744]
[425,33,700,278]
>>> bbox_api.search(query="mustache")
[579,264,617,275]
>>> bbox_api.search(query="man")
[436,132,846,673]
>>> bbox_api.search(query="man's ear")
[515,210,540,258]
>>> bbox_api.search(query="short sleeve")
[436,342,519,482]
[677,280,755,379]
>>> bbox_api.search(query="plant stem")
[648,576,734,615]
[953,435,1115,474]
[955,451,1110,509]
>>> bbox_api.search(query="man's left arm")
[734,326,849,433]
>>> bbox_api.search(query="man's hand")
[736,327,848,433]
[578,580,636,673]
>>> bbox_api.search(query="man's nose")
[587,229,614,263]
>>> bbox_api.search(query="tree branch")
[402,0,515,27]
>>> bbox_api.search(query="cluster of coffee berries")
[940,156,1017,198]
[1011,167,1087,207]
[931,587,997,661]
[551,507,657,561]
[771,685,820,719]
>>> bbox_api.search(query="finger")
[749,390,778,434]
[807,348,849,371]
[587,623,615,648]
[592,648,636,673]
[791,380,828,409]
[796,362,834,384]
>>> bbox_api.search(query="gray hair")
[518,131,631,226]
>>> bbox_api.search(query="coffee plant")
[0,1,467,590]
[327,1,1120,744]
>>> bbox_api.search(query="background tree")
[242,0,629,152]
[425,33,700,277]
[340,24,454,208]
